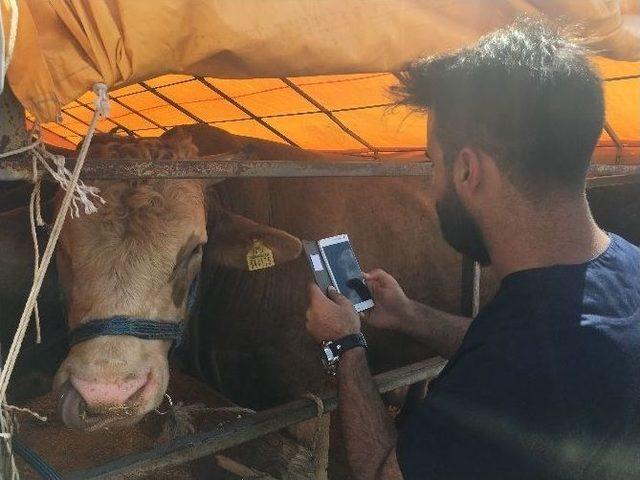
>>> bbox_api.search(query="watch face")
[321,342,338,375]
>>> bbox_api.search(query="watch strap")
[327,333,367,358]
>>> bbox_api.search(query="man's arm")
[364,269,471,359]
[337,347,404,480]
[305,284,406,480]
[401,300,471,359]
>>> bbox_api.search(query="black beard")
[436,183,491,266]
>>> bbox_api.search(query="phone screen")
[321,241,372,306]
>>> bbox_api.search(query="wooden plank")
[69,358,446,480]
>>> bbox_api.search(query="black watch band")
[322,333,367,375]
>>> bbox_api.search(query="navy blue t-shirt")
[397,233,640,480]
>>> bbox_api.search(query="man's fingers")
[364,268,387,280]
[327,286,353,308]
[364,269,389,286]
[365,268,398,290]
[308,282,324,303]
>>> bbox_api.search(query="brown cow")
[52,131,302,431]
[161,125,463,407]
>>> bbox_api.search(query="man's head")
[395,18,604,265]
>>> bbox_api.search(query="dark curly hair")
[394,17,604,196]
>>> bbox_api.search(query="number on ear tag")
[246,240,276,271]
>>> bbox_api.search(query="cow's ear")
[208,212,302,270]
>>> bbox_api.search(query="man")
[305,18,640,480]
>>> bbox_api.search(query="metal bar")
[588,164,640,176]
[195,77,299,148]
[2,155,640,182]
[139,81,209,125]
[70,357,447,480]
[63,105,137,139]
[0,154,433,180]
[77,97,168,133]
[460,256,480,317]
[604,74,640,82]
[108,96,168,132]
[39,125,78,146]
[43,121,85,141]
[280,77,378,156]
[603,122,624,163]
[587,175,640,189]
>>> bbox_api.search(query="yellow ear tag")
[246,239,276,271]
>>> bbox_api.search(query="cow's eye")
[191,244,203,258]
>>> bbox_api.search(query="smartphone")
[317,234,374,312]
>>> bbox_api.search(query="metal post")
[460,256,480,317]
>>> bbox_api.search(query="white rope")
[0,0,18,96]
[4,1,18,72]
[0,137,41,158]
[32,147,106,218]
[0,0,18,97]
[0,406,18,480]
[29,155,42,343]
[0,84,110,463]
[3,403,47,423]
[302,392,326,472]
[0,124,106,218]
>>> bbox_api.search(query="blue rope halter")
[68,276,199,350]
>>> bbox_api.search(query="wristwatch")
[321,333,368,376]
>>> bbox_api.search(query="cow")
[51,131,302,431]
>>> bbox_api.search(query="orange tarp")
[3,1,640,160]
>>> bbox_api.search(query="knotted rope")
[301,392,327,479]
[0,83,110,479]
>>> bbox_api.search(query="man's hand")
[364,269,413,332]
[306,283,361,343]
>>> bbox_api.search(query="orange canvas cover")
[2,0,639,160]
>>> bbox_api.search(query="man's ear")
[207,211,302,270]
[453,147,483,199]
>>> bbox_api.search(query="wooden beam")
[69,358,446,480]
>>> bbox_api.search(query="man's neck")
[485,193,610,281]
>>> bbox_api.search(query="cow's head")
[53,131,301,429]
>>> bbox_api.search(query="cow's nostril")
[70,372,150,410]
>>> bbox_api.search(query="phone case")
[302,240,334,294]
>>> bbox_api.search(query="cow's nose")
[70,373,149,408]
